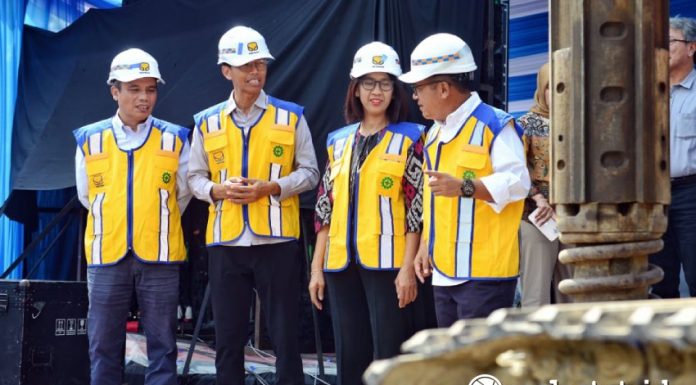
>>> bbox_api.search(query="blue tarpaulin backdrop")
[1,1,29,279]
[1,0,118,279]
[2,0,492,279]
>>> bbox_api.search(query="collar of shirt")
[677,68,696,90]
[112,112,152,134]
[438,91,482,143]
[223,89,268,117]
[111,112,153,150]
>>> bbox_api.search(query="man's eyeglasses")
[359,78,394,92]
[410,78,450,97]
[237,59,268,72]
[669,39,690,45]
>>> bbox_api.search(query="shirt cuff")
[204,181,216,204]
[479,175,510,213]
[274,177,291,202]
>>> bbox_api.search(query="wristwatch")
[460,178,475,198]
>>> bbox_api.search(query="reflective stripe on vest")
[377,132,405,268]
[268,108,290,237]
[87,131,105,264]
[90,192,105,265]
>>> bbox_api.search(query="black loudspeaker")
[0,280,89,385]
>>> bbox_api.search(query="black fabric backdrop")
[9,0,489,216]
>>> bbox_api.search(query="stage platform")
[124,333,337,385]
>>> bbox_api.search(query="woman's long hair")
[343,74,410,124]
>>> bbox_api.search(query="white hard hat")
[350,42,402,78]
[399,33,477,84]
[217,26,274,66]
[107,48,164,85]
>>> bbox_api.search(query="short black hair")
[446,72,474,93]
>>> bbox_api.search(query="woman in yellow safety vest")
[308,42,425,385]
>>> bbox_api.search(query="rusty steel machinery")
[365,299,696,385]
[363,1,682,385]
[550,0,670,301]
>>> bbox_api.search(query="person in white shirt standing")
[73,48,191,385]
[649,17,696,298]
[187,26,319,385]
[400,33,530,326]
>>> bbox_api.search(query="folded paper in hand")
[528,208,559,242]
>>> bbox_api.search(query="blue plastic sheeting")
[0,1,26,279]
[508,73,537,102]
[510,41,548,61]
[508,0,547,116]
[1,0,120,278]
[509,12,548,59]
[25,0,121,32]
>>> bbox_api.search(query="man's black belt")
[671,174,696,186]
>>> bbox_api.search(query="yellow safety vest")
[194,96,302,245]
[423,103,524,279]
[73,117,188,265]
[325,122,424,271]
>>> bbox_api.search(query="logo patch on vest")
[381,176,394,190]
[247,42,259,52]
[162,171,172,184]
[92,174,104,188]
[213,150,225,164]
[273,145,284,158]
[463,170,476,180]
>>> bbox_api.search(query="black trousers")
[208,242,304,385]
[325,262,417,385]
[649,178,696,298]
[433,279,516,327]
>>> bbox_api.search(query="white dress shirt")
[75,113,192,213]
[187,90,320,246]
[431,92,531,286]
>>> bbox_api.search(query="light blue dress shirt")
[670,68,696,178]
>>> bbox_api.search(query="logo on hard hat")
[247,42,259,52]
[139,62,150,72]
[372,55,387,65]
